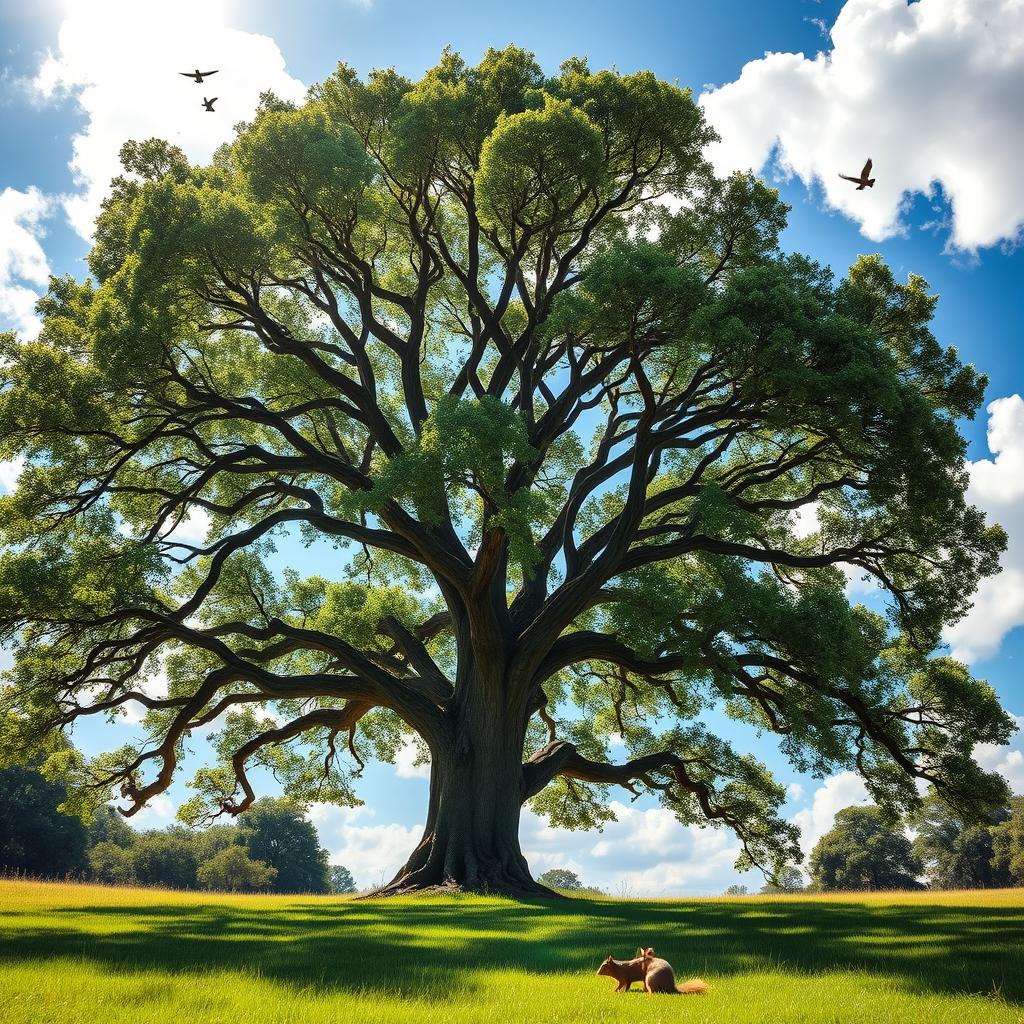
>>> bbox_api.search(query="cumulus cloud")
[945,395,1024,662]
[521,803,743,895]
[308,803,422,890]
[0,456,26,493]
[975,712,1024,793]
[0,187,54,339]
[165,505,212,545]
[394,737,431,780]
[124,793,176,829]
[116,664,170,725]
[32,0,306,240]
[700,0,1024,251]
[791,770,869,856]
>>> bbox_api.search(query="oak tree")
[0,47,1015,896]
[809,805,922,891]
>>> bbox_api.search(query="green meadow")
[1,880,1022,1024]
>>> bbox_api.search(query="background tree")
[0,46,1015,897]
[126,829,199,889]
[809,805,923,891]
[87,804,136,849]
[991,796,1024,885]
[760,864,805,894]
[0,764,88,877]
[239,797,330,893]
[722,884,749,896]
[910,790,1009,889]
[329,864,357,894]
[196,844,277,891]
[537,867,582,891]
[87,839,137,885]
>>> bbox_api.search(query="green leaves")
[368,396,545,570]
[0,46,1012,890]
[476,95,606,234]
[233,102,375,227]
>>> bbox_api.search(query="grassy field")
[1,880,1023,1024]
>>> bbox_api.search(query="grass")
[1,880,1023,1023]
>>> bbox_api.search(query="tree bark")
[372,676,558,898]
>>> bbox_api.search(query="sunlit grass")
[1,880,1022,1023]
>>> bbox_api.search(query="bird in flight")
[839,158,875,190]
[180,69,218,83]
[202,97,218,112]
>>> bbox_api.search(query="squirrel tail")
[676,979,709,995]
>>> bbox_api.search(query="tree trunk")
[373,678,558,898]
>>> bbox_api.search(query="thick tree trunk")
[373,677,557,898]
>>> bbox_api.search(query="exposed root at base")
[360,876,565,900]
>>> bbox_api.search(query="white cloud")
[946,395,1024,662]
[0,187,54,339]
[787,501,881,599]
[0,456,26,493]
[521,802,743,896]
[308,802,423,890]
[124,793,176,829]
[785,782,805,803]
[791,770,869,856]
[975,712,1024,794]
[117,663,170,725]
[790,502,820,540]
[394,736,431,779]
[165,505,212,545]
[700,0,1024,251]
[32,0,306,240]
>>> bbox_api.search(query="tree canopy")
[329,864,357,894]
[537,867,582,891]
[809,805,922,891]
[196,844,277,892]
[0,46,1015,895]
[910,790,1009,889]
[0,763,88,877]
[991,796,1024,885]
[237,797,330,893]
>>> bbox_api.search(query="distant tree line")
[0,764,356,894]
[750,794,1024,894]
[535,867,605,896]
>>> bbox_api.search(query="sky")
[1,0,1023,894]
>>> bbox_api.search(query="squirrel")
[641,947,708,995]
[596,948,649,991]
[597,947,708,995]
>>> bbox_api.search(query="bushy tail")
[677,979,709,995]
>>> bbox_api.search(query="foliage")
[123,830,200,889]
[0,46,1015,891]
[238,798,330,893]
[86,804,136,848]
[0,764,88,877]
[87,840,137,885]
[196,845,277,891]
[760,865,805,894]
[809,806,923,891]
[722,884,749,896]
[991,795,1024,885]
[537,867,582,890]
[910,790,1010,889]
[329,864,357,894]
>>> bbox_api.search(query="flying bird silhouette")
[839,158,875,190]
[202,97,218,112]
[179,69,218,82]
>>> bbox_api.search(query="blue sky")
[1,0,1023,893]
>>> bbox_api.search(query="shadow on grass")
[1,893,1022,1003]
